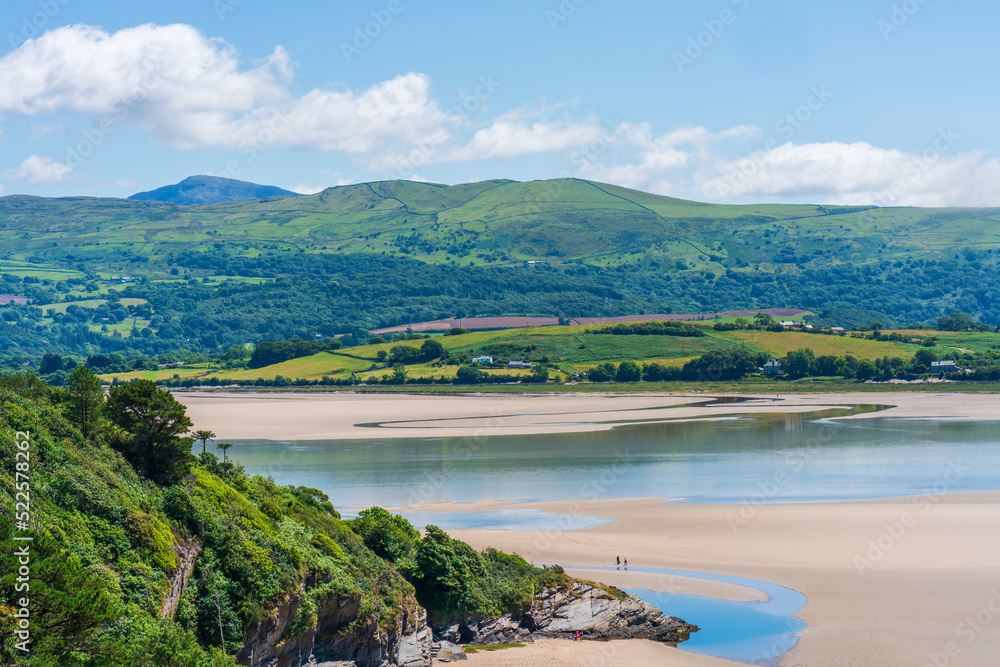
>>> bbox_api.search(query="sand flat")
[178,391,1000,441]
[442,493,1000,667]
[462,638,738,666]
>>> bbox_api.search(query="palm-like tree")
[216,442,234,464]
[192,429,216,454]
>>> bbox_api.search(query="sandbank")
[178,391,1000,441]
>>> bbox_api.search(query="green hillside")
[2,178,1000,369]
[0,376,585,664]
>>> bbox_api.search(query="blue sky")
[1,0,998,205]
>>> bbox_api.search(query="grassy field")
[40,297,149,313]
[97,325,1000,385]
[718,330,921,359]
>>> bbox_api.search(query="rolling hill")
[1,177,999,367]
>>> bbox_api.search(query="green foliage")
[248,339,341,368]
[349,507,419,566]
[783,348,816,378]
[66,367,104,440]
[455,365,483,384]
[122,618,237,667]
[124,512,179,572]
[615,360,642,382]
[0,516,122,665]
[681,348,766,381]
[590,320,705,337]
[105,380,195,484]
[0,381,416,665]
[409,525,565,620]
[587,362,618,382]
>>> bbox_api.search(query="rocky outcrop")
[237,587,431,667]
[236,581,693,666]
[160,542,201,619]
[434,582,697,646]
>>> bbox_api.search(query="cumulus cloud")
[0,24,449,159]
[695,139,1000,207]
[9,155,73,183]
[446,110,611,161]
[578,125,1000,207]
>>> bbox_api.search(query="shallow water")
[222,408,1000,664]
[618,566,806,665]
[227,411,1000,529]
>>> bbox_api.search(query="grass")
[129,325,998,386]
[39,297,149,313]
[720,330,922,359]
[461,643,527,654]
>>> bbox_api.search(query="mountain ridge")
[128,174,300,205]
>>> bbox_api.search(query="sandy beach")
[441,493,1000,667]
[178,390,1000,441]
[176,390,1000,665]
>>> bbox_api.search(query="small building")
[761,360,782,376]
[931,360,957,370]
[509,361,533,369]
[831,326,845,332]
[473,355,493,364]
[779,321,797,327]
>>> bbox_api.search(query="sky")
[1,0,999,206]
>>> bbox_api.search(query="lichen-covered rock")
[237,586,431,667]
[434,583,697,646]
[429,641,467,662]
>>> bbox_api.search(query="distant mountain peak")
[128,175,300,205]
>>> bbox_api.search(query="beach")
[178,390,1000,441]
[443,493,1000,667]
[178,390,1000,665]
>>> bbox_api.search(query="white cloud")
[290,184,328,194]
[577,125,1000,207]
[695,140,1000,207]
[10,155,73,183]
[0,24,449,159]
[447,110,609,161]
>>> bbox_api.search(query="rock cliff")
[236,581,694,666]
[237,585,431,667]
[435,582,697,646]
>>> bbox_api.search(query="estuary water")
[227,408,1000,524]
[224,407,1000,664]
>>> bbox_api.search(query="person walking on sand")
[624,557,628,570]
[574,631,580,641]
[616,555,620,568]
